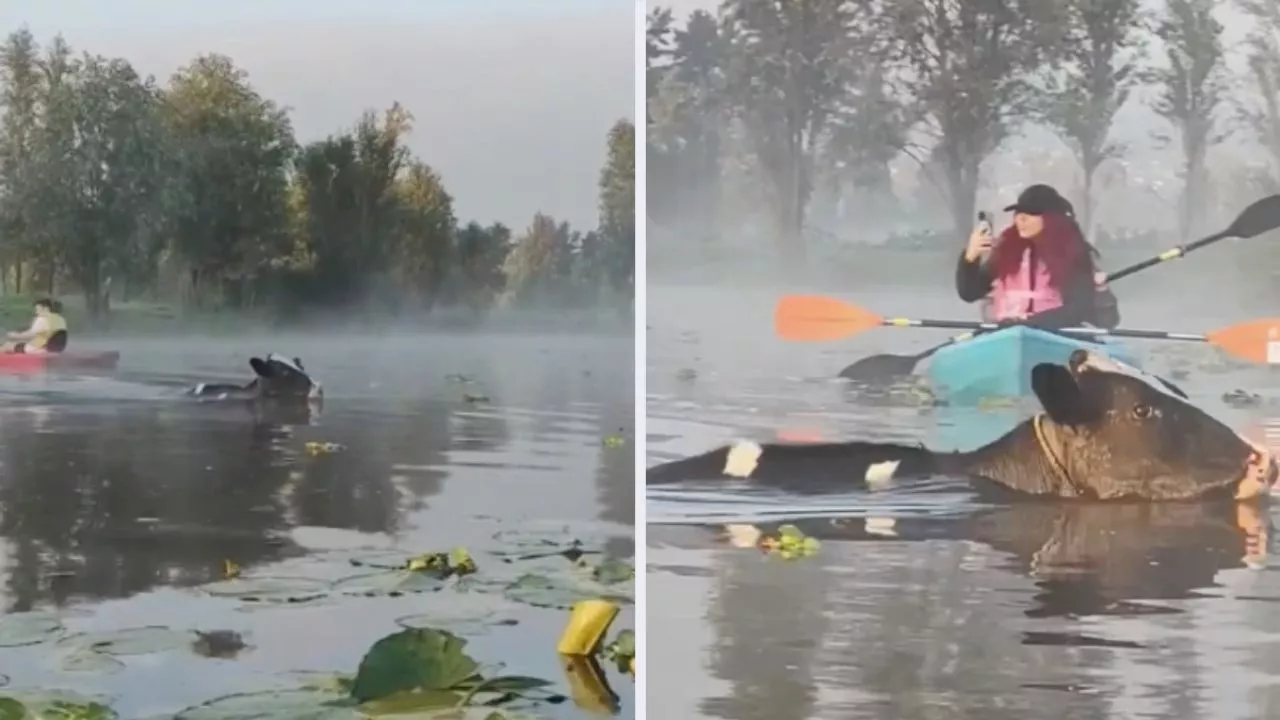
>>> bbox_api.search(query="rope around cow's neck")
[1032,413,1080,496]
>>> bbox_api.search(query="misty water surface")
[647,256,1280,720]
[0,329,634,719]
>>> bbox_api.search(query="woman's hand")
[964,225,993,262]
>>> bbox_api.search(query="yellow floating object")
[557,599,619,656]
[559,654,619,716]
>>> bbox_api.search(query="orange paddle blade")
[1206,318,1280,364]
[774,295,885,342]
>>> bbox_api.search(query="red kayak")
[0,351,121,372]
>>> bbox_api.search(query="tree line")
[0,29,634,320]
[647,0,1274,260]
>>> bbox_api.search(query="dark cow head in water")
[247,354,322,400]
[1018,350,1274,499]
[189,354,323,402]
[647,349,1278,502]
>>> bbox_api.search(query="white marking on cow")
[865,517,897,537]
[194,383,206,395]
[723,524,762,548]
[722,440,762,478]
[864,459,901,489]
[267,353,304,375]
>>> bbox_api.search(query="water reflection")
[649,263,1280,719]
[652,501,1273,720]
[0,395,457,611]
[0,334,636,613]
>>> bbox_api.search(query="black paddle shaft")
[887,319,1195,341]
[1105,231,1227,284]
[1105,193,1280,283]
[838,193,1280,381]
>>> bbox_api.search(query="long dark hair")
[1056,197,1102,262]
[988,202,1101,285]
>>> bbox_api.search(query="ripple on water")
[647,283,1280,720]
[0,333,635,719]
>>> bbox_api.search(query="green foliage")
[648,0,1246,258]
[598,119,635,293]
[349,628,481,702]
[1147,0,1226,239]
[0,695,116,720]
[1038,0,1143,228]
[0,32,632,323]
[1239,0,1280,175]
[349,628,558,712]
[164,53,295,308]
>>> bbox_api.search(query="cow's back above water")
[646,350,1278,502]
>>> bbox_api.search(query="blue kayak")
[925,325,1141,404]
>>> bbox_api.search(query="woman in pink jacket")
[957,184,1120,330]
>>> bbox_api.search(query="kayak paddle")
[814,193,1280,379]
[773,296,1280,369]
[1106,193,1280,282]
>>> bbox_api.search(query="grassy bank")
[0,295,635,339]
[0,295,271,338]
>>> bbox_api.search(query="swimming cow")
[647,349,1278,501]
[187,354,324,403]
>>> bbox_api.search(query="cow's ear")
[249,357,271,377]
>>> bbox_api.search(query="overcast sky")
[0,0,634,229]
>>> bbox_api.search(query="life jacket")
[988,247,1064,321]
[28,312,67,351]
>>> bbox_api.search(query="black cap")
[1003,184,1073,216]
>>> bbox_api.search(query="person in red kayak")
[1,298,68,354]
[957,183,1120,330]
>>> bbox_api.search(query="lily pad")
[0,612,64,647]
[0,691,118,719]
[286,672,354,694]
[359,696,542,718]
[59,649,126,674]
[192,630,249,659]
[503,573,633,611]
[394,599,517,636]
[490,523,615,560]
[331,571,447,597]
[590,557,635,585]
[173,689,352,719]
[342,551,418,571]
[350,628,480,702]
[59,626,196,656]
[200,576,331,603]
